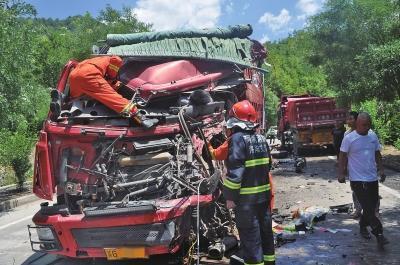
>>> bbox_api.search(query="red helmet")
[226,100,258,130]
[229,100,257,123]
[107,56,123,79]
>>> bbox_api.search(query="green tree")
[309,0,397,103]
[308,0,400,146]
[266,31,332,97]
[0,0,47,186]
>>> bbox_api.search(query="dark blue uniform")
[223,131,275,265]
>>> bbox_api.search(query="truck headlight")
[37,226,56,241]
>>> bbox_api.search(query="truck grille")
[72,221,175,248]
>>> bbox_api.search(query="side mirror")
[92,45,100,54]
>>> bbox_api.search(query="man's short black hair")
[348,111,358,120]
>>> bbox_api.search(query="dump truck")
[277,95,347,154]
[28,25,268,263]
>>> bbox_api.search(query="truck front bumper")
[29,195,214,259]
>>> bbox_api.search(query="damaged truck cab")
[29,25,267,262]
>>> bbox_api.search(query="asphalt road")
[272,155,400,265]
[0,200,43,265]
[1,155,399,265]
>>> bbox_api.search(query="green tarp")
[107,37,255,67]
[106,24,252,46]
[105,24,266,68]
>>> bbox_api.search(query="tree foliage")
[267,31,330,97]
[0,1,151,185]
[309,0,399,103]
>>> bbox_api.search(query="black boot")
[376,234,389,249]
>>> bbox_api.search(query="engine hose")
[122,183,160,200]
[113,176,164,188]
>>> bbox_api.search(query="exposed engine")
[61,133,218,207]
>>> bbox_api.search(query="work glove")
[124,103,158,129]
[131,110,158,129]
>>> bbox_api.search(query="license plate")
[104,247,148,260]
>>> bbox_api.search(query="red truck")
[277,95,347,154]
[28,25,267,263]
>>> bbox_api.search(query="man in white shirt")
[338,112,388,248]
[344,111,363,218]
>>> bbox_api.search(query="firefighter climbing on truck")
[209,100,276,265]
[69,55,158,128]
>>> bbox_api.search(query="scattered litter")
[292,206,329,228]
[314,226,352,234]
[272,213,291,224]
[298,185,305,189]
[275,233,296,247]
[273,223,296,232]
[330,203,353,213]
[307,182,316,185]
[296,200,302,204]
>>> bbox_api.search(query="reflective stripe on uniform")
[244,262,264,265]
[223,178,241,190]
[245,157,270,167]
[240,184,270,194]
[109,64,120,72]
[264,254,275,261]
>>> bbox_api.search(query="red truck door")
[33,61,77,200]
[33,131,53,200]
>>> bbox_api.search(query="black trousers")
[350,181,383,235]
[235,202,275,265]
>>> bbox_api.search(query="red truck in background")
[28,25,267,263]
[277,95,347,155]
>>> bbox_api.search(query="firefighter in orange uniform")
[69,55,157,128]
[208,100,275,265]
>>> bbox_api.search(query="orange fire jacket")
[209,139,275,209]
[69,57,131,114]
